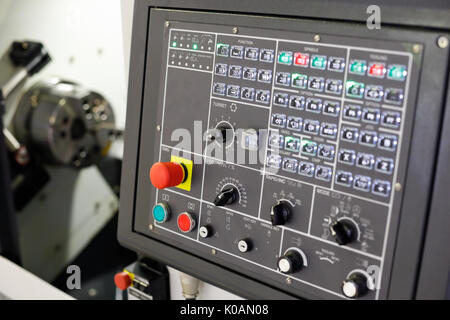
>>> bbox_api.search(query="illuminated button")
[271,113,287,128]
[292,73,308,89]
[384,88,404,105]
[303,119,320,135]
[346,81,365,99]
[260,49,274,63]
[318,144,335,160]
[228,65,242,78]
[299,161,315,177]
[150,162,186,189]
[359,131,378,147]
[365,85,384,101]
[267,154,282,169]
[230,45,244,59]
[245,47,259,60]
[282,158,298,173]
[301,140,317,156]
[338,149,356,165]
[214,63,227,76]
[243,67,257,81]
[213,82,226,96]
[258,69,273,83]
[372,180,391,197]
[305,98,322,113]
[354,175,371,192]
[284,136,301,153]
[226,85,240,98]
[325,79,343,95]
[320,123,337,139]
[378,134,397,151]
[241,87,255,101]
[311,55,327,70]
[335,171,353,187]
[308,76,325,92]
[349,59,367,75]
[114,272,132,291]
[216,43,229,56]
[362,108,381,124]
[278,51,293,65]
[328,57,345,72]
[387,64,407,81]
[286,116,303,131]
[323,101,341,117]
[289,95,305,110]
[276,72,291,86]
[375,157,394,174]
[343,104,361,121]
[268,132,284,149]
[177,212,196,233]
[315,165,332,182]
[356,153,375,170]
[294,52,309,67]
[255,90,271,104]
[341,127,359,143]
[152,202,170,223]
[368,62,386,78]
[381,111,401,129]
[273,92,289,107]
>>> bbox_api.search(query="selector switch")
[270,200,292,226]
[177,212,196,233]
[238,239,252,253]
[150,162,187,189]
[277,249,304,274]
[342,273,369,299]
[330,219,358,245]
[199,225,213,238]
[214,186,239,207]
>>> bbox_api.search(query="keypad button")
[292,73,308,89]
[349,59,367,75]
[381,111,401,129]
[268,133,284,149]
[258,69,273,83]
[375,157,394,174]
[273,92,289,107]
[260,49,274,63]
[365,85,384,101]
[282,158,298,173]
[320,123,337,139]
[243,67,257,81]
[384,88,404,105]
[228,65,242,78]
[311,55,327,70]
[318,144,335,160]
[372,180,391,197]
[230,45,244,59]
[245,47,259,61]
[338,149,356,165]
[226,85,240,98]
[359,131,378,147]
[353,175,371,192]
[346,81,365,99]
[216,43,230,57]
[294,52,310,67]
[271,113,286,128]
[368,62,386,78]
[284,136,301,153]
[387,64,407,81]
[335,171,353,187]
[305,98,323,113]
[241,87,255,101]
[299,161,315,177]
[308,76,325,92]
[315,166,332,182]
[301,140,317,156]
[276,72,291,86]
[287,116,303,131]
[341,127,359,143]
[215,63,227,76]
[256,90,271,104]
[266,154,282,169]
[356,153,375,170]
[213,83,226,96]
[323,101,341,117]
[343,104,361,121]
[325,79,343,95]
[289,95,305,110]
[278,51,293,65]
[328,57,345,72]
[378,134,397,151]
[303,119,320,135]
[362,108,380,124]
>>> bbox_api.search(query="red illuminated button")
[294,52,310,67]
[114,272,132,291]
[177,212,196,233]
[368,62,386,78]
[150,162,186,189]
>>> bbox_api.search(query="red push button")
[150,162,185,189]
[114,271,132,291]
[177,212,196,233]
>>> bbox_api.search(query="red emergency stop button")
[114,271,132,291]
[177,212,196,233]
[150,162,186,189]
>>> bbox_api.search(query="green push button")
[278,51,293,65]
[387,65,407,81]
[349,60,367,75]
[311,55,327,69]
[152,203,170,223]
[345,81,365,99]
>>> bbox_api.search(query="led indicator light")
[172,41,177,47]
[192,43,198,50]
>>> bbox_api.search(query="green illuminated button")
[349,60,367,75]
[301,140,318,156]
[311,55,327,70]
[216,43,230,56]
[292,73,308,89]
[171,41,177,47]
[152,203,170,223]
[284,136,301,153]
[346,81,365,99]
[387,65,407,81]
[278,51,293,65]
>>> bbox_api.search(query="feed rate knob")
[277,250,304,274]
[149,161,187,189]
[214,186,239,207]
[270,200,292,226]
[342,273,369,299]
[329,219,358,245]
[210,122,234,145]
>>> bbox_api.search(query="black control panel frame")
[119,0,450,299]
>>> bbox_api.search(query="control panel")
[121,8,442,300]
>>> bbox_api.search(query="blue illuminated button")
[152,202,170,223]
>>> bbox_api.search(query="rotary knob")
[342,273,369,299]
[214,186,239,207]
[277,249,304,274]
[210,121,234,145]
[270,200,292,226]
[329,219,358,245]
[149,162,187,189]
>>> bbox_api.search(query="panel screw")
[412,44,421,54]
[156,125,161,131]
[211,249,216,255]
[232,27,238,34]
[286,277,292,285]
[149,224,154,230]
[313,34,321,42]
[395,182,402,192]
[437,36,449,49]
[165,21,170,27]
